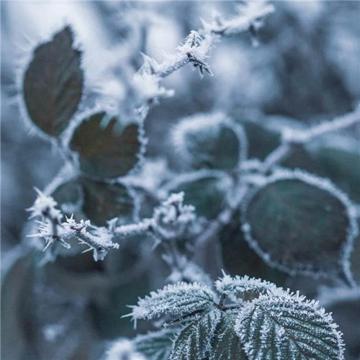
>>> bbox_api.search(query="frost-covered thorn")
[61,217,119,261]
[177,31,213,76]
[27,188,62,222]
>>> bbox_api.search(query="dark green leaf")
[81,178,134,226]
[236,119,280,160]
[165,171,229,220]
[177,119,244,170]
[219,211,287,286]
[170,309,222,360]
[211,311,248,360]
[134,329,174,360]
[242,171,357,278]
[23,26,83,136]
[70,112,141,179]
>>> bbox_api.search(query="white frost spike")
[27,188,62,221]
[177,31,213,76]
[106,339,145,360]
[235,293,345,360]
[127,282,216,325]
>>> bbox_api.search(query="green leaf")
[170,308,222,360]
[70,112,141,179]
[134,329,174,360]
[173,114,246,170]
[81,178,134,226]
[236,295,344,360]
[210,311,248,360]
[164,171,230,220]
[242,170,357,278]
[23,26,83,137]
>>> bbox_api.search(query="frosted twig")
[133,1,274,104]
[283,107,360,144]
[261,107,360,172]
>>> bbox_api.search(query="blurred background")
[1,1,360,359]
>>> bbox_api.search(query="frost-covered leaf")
[170,308,222,360]
[70,112,141,179]
[283,145,360,203]
[23,26,83,137]
[164,171,230,220]
[242,170,358,278]
[129,282,216,323]
[172,113,246,170]
[81,178,134,226]
[219,211,287,286]
[235,294,344,360]
[215,274,280,302]
[210,311,247,360]
[134,329,174,360]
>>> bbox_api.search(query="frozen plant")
[127,275,345,359]
[6,0,360,359]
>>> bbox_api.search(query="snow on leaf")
[235,293,345,360]
[170,308,222,360]
[128,282,216,324]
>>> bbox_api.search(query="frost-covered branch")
[132,0,274,104]
[282,106,360,144]
[261,107,360,172]
[28,190,119,261]
[28,190,198,262]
